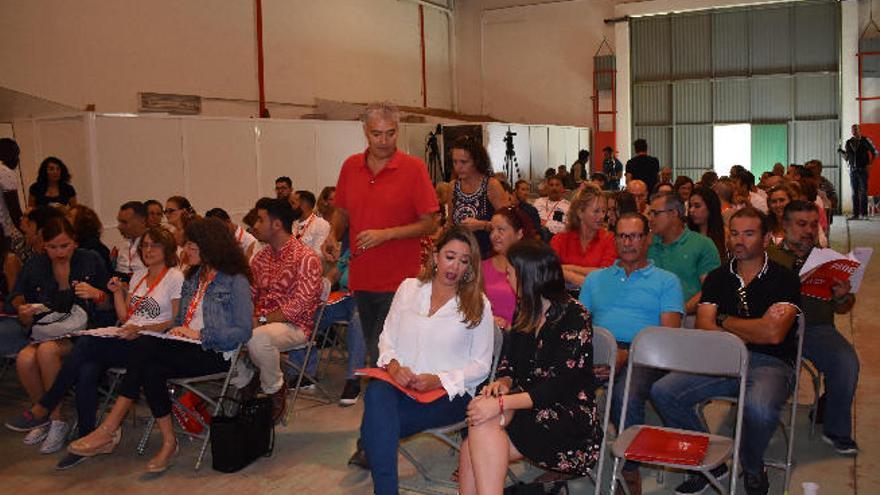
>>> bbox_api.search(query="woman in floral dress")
[457,239,601,494]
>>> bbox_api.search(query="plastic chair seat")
[612,425,733,472]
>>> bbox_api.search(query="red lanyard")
[126,266,170,321]
[236,227,244,243]
[182,270,217,328]
[295,215,314,240]
[542,200,562,224]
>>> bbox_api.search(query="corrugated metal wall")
[630,0,840,181]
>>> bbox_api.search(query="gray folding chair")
[398,325,517,493]
[608,327,749,495]
[136,344,243,470]
[280,277,333,425]
[586,326,617,495]
[802,358,822,438]
[696,315,806,493]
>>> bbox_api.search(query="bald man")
[627,180,649,214]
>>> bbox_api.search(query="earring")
[462,268,474,284]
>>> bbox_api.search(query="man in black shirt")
[601,146,623,190]
[651,207,801,495]
[625,138,660,193]
[838,124,876,220]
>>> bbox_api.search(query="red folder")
[624,427,709,466]
[355,367,447,404]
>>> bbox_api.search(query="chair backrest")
[306,278,333,345]
[592,326,616,369]
[630,326,748,377]
[488,324,504,383]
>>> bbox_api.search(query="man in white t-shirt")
[532,176,570,235]
[114,201,148,279]
[291,190,330,258]
[205,207,259,260]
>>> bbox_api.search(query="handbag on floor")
[503,481,569,495]
[210,395,274,473]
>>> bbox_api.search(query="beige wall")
[0,0,452,118]
[455,0,617,127]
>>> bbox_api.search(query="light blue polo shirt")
[579,260,684,343]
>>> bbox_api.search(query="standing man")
[275,176,293,203]
[322,102,439,424]
[651,208,801,495]
[601,146,623,191]
[768,200,859,455]
[625,139,660,193]
[113,201,147,280]
[838,124,876,220]
[571,149,590,184]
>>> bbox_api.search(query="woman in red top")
[550,184,617,287]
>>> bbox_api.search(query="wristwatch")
[715,313,729,329]
[258,315,268,325]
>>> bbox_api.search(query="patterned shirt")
[250,236,323,336]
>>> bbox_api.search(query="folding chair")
[398,325,516,493]
[97,367,126,422]
[584,326,617,495]
[802,358,822,438]
[136,344,243,470]
[281,277,333,425]
[696,315,806,492]
[608,327,749,495]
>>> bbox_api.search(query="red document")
[355,367,447,404]
[624,427,709,466]
[798,248,866,301]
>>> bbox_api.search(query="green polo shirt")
[648,228,721,302]
[767,243,834,327]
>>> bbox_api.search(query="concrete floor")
[0,216,876,495]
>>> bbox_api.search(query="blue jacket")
[176,268,253,352]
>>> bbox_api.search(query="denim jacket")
[175,268,253,352]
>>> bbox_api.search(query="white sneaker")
[39,420,70,454]
[23,423,50,445]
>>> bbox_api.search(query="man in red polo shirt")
[322,102,438,407]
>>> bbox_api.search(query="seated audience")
[317,186,336,219]
[28,157,77,208]
[483,207,527,330]
[648,191,720,316]
[458,239,601,494]
[205,207,258,260]
[5,226,182,469]
[533,175,570,236]
[713,178,736,223]
[360,226,493,494]
[626,179,649,214]
[0,232,20,304]
[557,164,577,190]
[733,170,768,214]
[687,186,727,263]
[590,171,608,190]
[700,170,718,190]
[651,207,801,495]
[513,180,542,238]
[112,201,147,279]
[164,195,197,247]
[653,182,674,195]
[659,166,673,185]
[674,175,695,207]
[551,184,617,287]
[67,217,253,473]
[605,191,619,230]
[275,176,293,202]
[144,199,164,228]
[768,200,859,455]
[448,136,509,258]
[579,213,683,494]
[292,190,332,258]
[8,217,110,454]
[241,198,323,422]
[772,162,786,176]
[68,204,112,272]
[805,159,837,223]
[767,184,793,245]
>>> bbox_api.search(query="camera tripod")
[503,127,522,184]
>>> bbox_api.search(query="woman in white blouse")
[358,226,494,495]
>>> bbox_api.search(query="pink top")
[481,258,516,326]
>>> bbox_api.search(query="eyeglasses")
[164,208,180,215]
[648,208,675,217]
[615,232,646,242]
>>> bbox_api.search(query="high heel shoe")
[146,441,179,473]
[67,425,121,457]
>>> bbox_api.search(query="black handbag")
[210,395,274,473]
[503,481,569,495]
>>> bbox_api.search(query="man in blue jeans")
[838,124,876,220]
[651,207,801,495]
[768,200,859,455]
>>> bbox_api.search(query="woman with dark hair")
[448,136,510,258]
[483,207,530,331]
[144,199,164,228]
[358,226,494,494]
[604,191,619,230]
[0,138,25,244]
[68,218,252,473]
[28,157,77,207]
[767,184,794,246]
[687,186,727,262]
[653,182,674,195]
[6,217,109,454]
[67,204,112,272]
[164,195,197,245]
[551,184,617,287]
[674,175,695,207]
[4,226,183,469]
[458,240,601,494]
